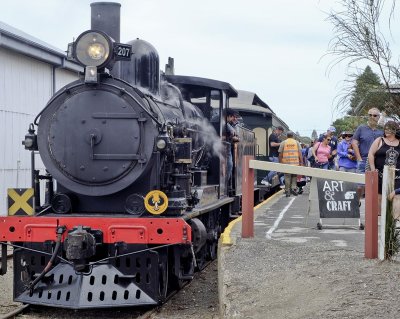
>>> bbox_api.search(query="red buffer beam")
[0,216,191,244]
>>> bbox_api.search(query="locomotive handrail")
[34,82,84,125]
[34,81,163,127]
[102,82,163,126]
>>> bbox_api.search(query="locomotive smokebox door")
[37,80,159,196]
[174,138,192,163]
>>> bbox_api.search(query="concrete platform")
[218,187,400,319]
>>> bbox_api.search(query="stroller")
[297,175,306,194]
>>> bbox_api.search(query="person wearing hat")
[318,126,338,170]
[337,131,357,172]
[261,125,285,187]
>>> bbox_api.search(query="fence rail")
[242,156,379,259]
[249,160,365,184]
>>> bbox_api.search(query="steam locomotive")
[0,3,256,309]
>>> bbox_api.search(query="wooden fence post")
[364,170,378,259]
[378,166,395,260]
[242,155,254,238]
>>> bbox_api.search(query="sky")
[0,0,378,137]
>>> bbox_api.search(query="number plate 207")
[114,44,132,60]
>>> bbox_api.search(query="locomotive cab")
[165,75,238,196]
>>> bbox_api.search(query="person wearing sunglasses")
[312,134,331,169]
[337,132,357,172]
[318,126,338,169]
[368,121,400,218]
[352,107,384,203]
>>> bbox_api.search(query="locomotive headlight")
[74,31,112,67]
[87,42,106,60]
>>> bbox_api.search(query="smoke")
[160,80,181,108]
[185,116,223,160]
[159,80,224,160]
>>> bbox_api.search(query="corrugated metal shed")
[230,90,289,129]
[0,21,82,215]
[229,90,273,113]
[229,90,290,156]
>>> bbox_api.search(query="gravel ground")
[221,238,400,319]
[151,261,219,319]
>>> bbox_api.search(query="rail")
[241,156,379,259]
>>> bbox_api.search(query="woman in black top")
[368,121,400,218]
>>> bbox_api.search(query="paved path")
[219,186,400,319]
[258,186,364,251]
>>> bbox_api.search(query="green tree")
[299,136,312,145]
[332,116,365,135]
[349,66,390,115]
[328,0,400,118]
[311,129,318,141]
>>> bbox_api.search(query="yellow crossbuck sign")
[7,188,34,216]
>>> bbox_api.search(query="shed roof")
[229,90,275,114]
[230,90,289,129]
[0,21,82,72]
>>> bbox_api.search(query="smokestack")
[90,2,121,42]
[90,2,121,76]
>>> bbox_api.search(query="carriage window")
[210,90,221,122]
[187,88,222,122]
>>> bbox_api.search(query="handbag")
[307,142,321,166]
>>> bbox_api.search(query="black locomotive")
[0,2,256,309]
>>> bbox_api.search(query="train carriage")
[230,90,289,196]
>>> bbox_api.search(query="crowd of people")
[225,106,400,218]
[260,107,400,215]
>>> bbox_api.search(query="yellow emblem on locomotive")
[144,190,168,215]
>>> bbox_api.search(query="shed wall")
[0,47,78,215]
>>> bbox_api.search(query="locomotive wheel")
[168,264,187,291]
[207,241,217,261]
[168,248,193,292]
[195,245,207,271]
[206,227,218,261]
[206,211,219,261]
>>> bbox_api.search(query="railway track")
[0,259,210,319]
[0,304,30,319]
